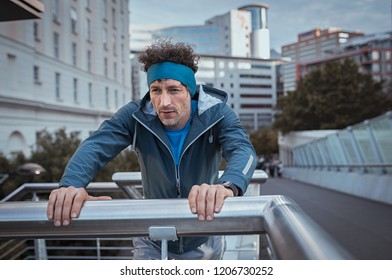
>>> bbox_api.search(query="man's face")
[149,79,191,130]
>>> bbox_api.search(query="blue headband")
[147,62,196,97]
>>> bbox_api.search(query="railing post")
[32,192,48,260]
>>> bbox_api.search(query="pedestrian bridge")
[278,111,392,205]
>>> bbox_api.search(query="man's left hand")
[188,183,234,221]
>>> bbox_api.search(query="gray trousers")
[132,236,225,260]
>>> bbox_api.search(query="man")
[46,40,256,259]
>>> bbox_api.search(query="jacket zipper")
[133,114,224,254]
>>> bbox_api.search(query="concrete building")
[281,28,363,94]
[0,0,131,157]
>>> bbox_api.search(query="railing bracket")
[148,226,178,260]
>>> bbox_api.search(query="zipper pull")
[176,178,181,198]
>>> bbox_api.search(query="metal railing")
[0,170,352,259]
[0,195,352,259]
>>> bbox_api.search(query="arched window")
[6,131,26,156]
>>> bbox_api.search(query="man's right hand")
[46,186,112,226]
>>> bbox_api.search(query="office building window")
[72,42,77,66]
[55,72,61,99]
[53,32,59,58]
[70,7,78,33]
[73,78,78,103]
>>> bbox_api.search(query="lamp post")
[0,163,47,185]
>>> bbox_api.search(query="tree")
[274,59,392,133]
[30,128,81,182]
[250,127,278,158]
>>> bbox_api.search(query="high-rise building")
[0,0,131,157]
[298,31,392,89]
[238,3,270,59]
[142,4,271,59]
[281,28,363,94]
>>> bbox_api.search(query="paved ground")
[259,177,392,260]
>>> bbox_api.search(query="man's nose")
[160,91,171,106]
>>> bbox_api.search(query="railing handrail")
[0,182,122,202]
[1,170,268,202]
[0,195,352,260]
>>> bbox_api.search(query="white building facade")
[0,0,131,157]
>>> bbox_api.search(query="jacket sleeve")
[217,105,257,196]
[59,103,137,188]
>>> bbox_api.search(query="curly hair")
[138,38,200,73]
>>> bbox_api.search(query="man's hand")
[46,186,111,226]
[188,183,234,221]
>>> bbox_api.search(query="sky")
[129,0,391,51]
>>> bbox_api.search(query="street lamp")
[0,163,47,185]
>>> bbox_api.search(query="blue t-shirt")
[164,101,197,165]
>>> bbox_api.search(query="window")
[72,42,77,66]
[52,0,59,22]
[112,8,116,27]
[87,50,91,72]
[88,82,93,106]
[55,72,61,99]
[104,57,108,76]
[86,18,91,41]
[70,7,78,33]
[114,90,118,108]
[33,21,40,41]
[73,78,78,103]
[103,28,108,49]
[33,65,40,84]
[114,62,117,80]
[113,35,117,55]
[105,87,109,108]
[102,0,107,19]
[53,32,59,58]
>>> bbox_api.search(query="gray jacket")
[60,84,257,253]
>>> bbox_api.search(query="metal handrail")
[112,169,268,199]
[1,170,269,202]
[0,195,352,260]
[1,182,122,202]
